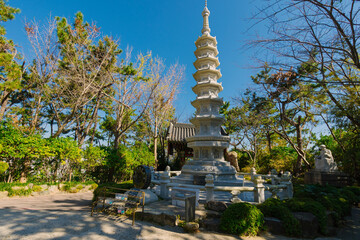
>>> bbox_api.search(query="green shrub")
[69,188,79,193]
[89,183,98,190]
[258,198,301,236]
[0,161,9,174]
[341,188,360,205]
[61,184,71,192]
[220,202,264,236]
[286,198,328,234]
[76,185,83,190]
[32,185,42,192]
[7,188,32,197]
[345,186,360,200]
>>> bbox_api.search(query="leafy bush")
[32,185,42,192]
[342,187,360,204]
[7,187,32,197]
[89,183,98,190]
[61,184,71,192]
[294,184,353,219]
[258,198,301,236]
[220,202,264,236]
[0,161,9,174]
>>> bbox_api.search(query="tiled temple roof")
[167,122,195,143]
[166,122,227,143]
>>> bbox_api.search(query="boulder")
[11,186,24,191]
[183,222,200,233]
[162,213,177,226]
[48,185,59,193]
[0,191,8,199]
[39,190,50,195]
[31,191,40,196]
[206,209,221,219]
[205,201,228,212]
[293,212,319,238]
[27,183,34,189]
[264,217,285,235]
[142,189,159,205]
[201,218,221,232]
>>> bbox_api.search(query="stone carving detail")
[201,149,209,158]
[194,150,199,159]
[315,145,338,172]
[213,149,220,159]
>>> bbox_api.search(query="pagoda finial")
[202,0,211,36]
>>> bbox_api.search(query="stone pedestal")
[304,170,351,187]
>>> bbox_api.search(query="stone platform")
[304,170,351,187]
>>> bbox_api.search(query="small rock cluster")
[199,200,228,232]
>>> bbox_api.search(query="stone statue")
[224,151,240,172]
[315,145,338,172]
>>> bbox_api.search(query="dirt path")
[0,192,357,240]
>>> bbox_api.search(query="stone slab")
[304,171,351,187]
[264,217,285,235]
[293,211,319,238]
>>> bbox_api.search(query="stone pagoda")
[173,1,238,186]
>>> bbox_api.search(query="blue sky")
[5,0,262,122]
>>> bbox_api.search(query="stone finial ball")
[320,144,326,149]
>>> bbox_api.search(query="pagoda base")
[172,160,241,186]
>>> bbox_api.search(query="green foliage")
[32,185,42,192]
[0,160,8,174]
[0,0,22,104]
[267,146,297,172]
[220,202,264,236]
[258,198,301,236]
[92,143,154,183]
[7,187,32,197]
[89,183,98,190]
[294,184,356,222]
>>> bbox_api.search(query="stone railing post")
[270,169,277,185]
[205,174,214,202]
[230,190,242,203]
[160,170,170,199]
[253,176,265,203]
[281,171,293,199]
[250,167,257,181]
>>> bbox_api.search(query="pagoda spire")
[202,0,211,36]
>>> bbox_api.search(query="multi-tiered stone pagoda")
[173,1,238,186]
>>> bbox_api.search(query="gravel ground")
[0,191,357,240]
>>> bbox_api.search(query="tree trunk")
[154,135,158,169]
[0,92,10,122]
[154,120,158,169]
[294,117,305,175]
